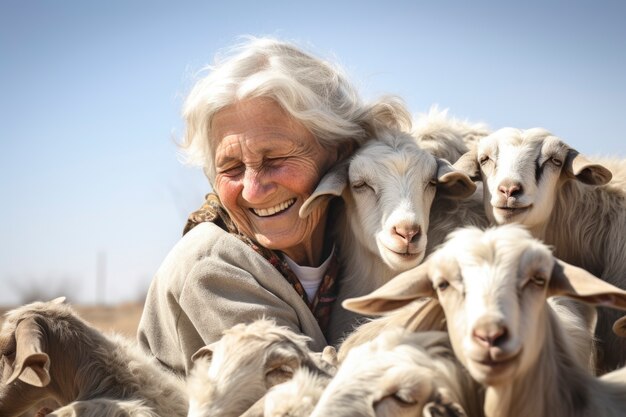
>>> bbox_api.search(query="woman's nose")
[241,168,275,202]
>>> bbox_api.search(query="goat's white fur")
[454,127,626,372]
[302,114,484,344]
[313,328,484,417]
[186,319,336,417]
[239,367,332,417]
[412,106,490,164]
[0,298,187,417]
[344,225,626,417]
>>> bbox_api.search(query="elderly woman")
[137,37,408,375]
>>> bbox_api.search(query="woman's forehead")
[213,98,298,136]
[212,99,317,156]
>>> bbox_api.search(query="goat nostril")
[509,184,522,197]
[498,182,523,198]
[393,225,421,243]
[473,326,508,347]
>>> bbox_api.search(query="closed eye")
[435,280,450,291]
[352,180,375,193]
[218,164,245,177]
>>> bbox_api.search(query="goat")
[186,319,336,417]
[0,298,187,417]
[412,106,490,164]
[239,367,333,417]
[344,225,626,417]
[312,328,484,417]
[301,125,478,344]
[337,298,446,363]
[454,127,626,372]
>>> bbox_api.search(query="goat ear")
[613,316,626,338]
[300,163,348,218]
[436,158,477,200]
[321,345,338,367]
[548,260,626,311]
[564,150,612,185]
[453,149,481,182]
[7,317,51,387]
[423,387,468,417]
[342,260,435,315]
[191,343,216,363]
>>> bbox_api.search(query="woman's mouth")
[251,198,296,217]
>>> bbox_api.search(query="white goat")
[186,319,336,417]
[344,225,626,417]
[301,125,479,344]
[454,127,626,372]
[313,328,484,417]
[412,106,490,164]
[337,299,446,362]
[0,298,187,417]
[239,367,333,417]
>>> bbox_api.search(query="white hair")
[180,36,404,185]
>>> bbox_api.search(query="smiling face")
[476,128,568,230]
[428,228,553,386]
[347,138,438,271]
[212,98,337,265]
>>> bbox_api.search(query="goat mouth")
[493,205,531,218]
[387,248,423,260]
[473,351,520,373]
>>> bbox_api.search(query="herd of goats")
[1,107,625,416]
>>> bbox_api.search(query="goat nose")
[393,224,421,244]
[498,180,523,198]
[472,320,509,348]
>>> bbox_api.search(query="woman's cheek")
[214,176,241,206]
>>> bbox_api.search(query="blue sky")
[1,1,625,306]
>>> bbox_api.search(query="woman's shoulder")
[155,223,287,293]
[160,222,250,273]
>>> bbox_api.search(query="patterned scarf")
[183,193,339,335]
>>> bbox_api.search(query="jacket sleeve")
[137,222,326,375]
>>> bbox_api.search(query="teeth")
[252,199,296,217]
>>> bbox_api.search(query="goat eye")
[352,180,373,193]
[435,280,450,291]
[531,274,547,286]
[479,155,490,165]
[428,179,437,187]
[392,390,419,405]
[550,157,563,167]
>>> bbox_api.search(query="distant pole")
[97,251,106,305]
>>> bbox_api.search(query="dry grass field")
[0,301,145,417]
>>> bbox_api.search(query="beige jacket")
[137,222,358,375]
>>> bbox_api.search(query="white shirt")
[283,246,335,301]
